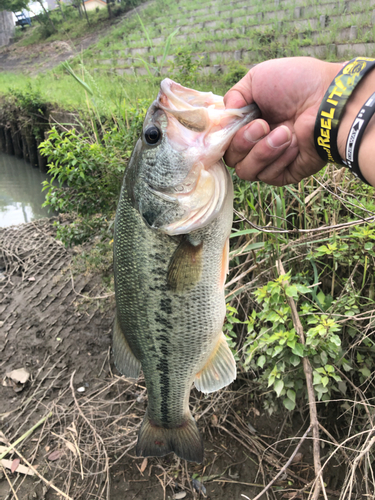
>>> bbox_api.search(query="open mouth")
[156,78,261,159]
[146,79,260,235]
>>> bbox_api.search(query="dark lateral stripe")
[156,352,171,425]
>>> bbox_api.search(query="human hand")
[224,57,342,186]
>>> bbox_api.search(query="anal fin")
[112,312,141,379]
[194,333,236,394]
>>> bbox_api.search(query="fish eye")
[144,125,162,145]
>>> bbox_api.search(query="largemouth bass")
[113,79,260,463]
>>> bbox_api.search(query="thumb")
[224,88,249,109]
[224,71,254,109]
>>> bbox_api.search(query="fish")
[113,78,260,463]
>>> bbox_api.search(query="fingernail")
[243,121,268,143]
[267,125,291,148]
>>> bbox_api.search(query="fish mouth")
[146,79,260,235]
[156,78,260,160]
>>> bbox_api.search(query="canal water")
[0,152,54,228]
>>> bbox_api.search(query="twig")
[1,463,20,500]
[318,422,351,464]
[249,425,312,500]
[340,434,375,500]
[277,260,325,500]
[70,270,114,300]
[0,413,52,460]
[216,424,310,487]
[69,371,110,500]
[11,447,73,500]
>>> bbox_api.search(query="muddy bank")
[0,101,79,173]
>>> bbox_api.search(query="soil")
[0,36,95,75]
[0,218,321,500]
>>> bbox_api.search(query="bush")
[39,101,147,246]
[224,64,248,87]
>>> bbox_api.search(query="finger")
[255,144,300,186]
[224,119,269,168]
[234,125,293,182]
[257,146,323,186]
[224,71,253,108]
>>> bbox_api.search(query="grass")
[0,69,160,112]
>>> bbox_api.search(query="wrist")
[337,70,375,186]
[314,58,375,186]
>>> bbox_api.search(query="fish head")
[129,78,260,235]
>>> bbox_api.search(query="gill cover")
[132,79,260,235]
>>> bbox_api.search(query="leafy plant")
[169,47,203,87]
[39,98,146,245]
[8,84,47,117]
[224,63,248,87]
[244,272,344,413]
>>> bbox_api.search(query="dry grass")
[1,350,375,499]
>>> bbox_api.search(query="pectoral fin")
[194,333,236,394]
[112,313,141,379]
[167,237,203,292]
[220,238,229,289]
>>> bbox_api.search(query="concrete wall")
[0,11,15,47]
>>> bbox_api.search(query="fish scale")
[115,184,231,424]
[113,79,260,463]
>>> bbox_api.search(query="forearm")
[337,70,375,186]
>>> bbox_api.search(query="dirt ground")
[0,2,151,75]
[0,20,106,75]
[0,218,327,500]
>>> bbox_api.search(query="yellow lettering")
[321,118,331,129]
[336,79,347,91]
[329,87,343,99]
[318,136,330,147]
[321,128,330,139]
[322,108,335,119]
[327,151,334,162]
[327,98,338,105]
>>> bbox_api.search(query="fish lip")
[158,78,261,118]
[157,78,223,115]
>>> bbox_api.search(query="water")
[0,152,54,228]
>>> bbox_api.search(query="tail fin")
[136,409,203,463]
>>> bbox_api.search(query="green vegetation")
[224,168,375,411]
[38,68,148,245]
[0,68,159,112]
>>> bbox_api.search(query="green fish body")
[113,79,260,463]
